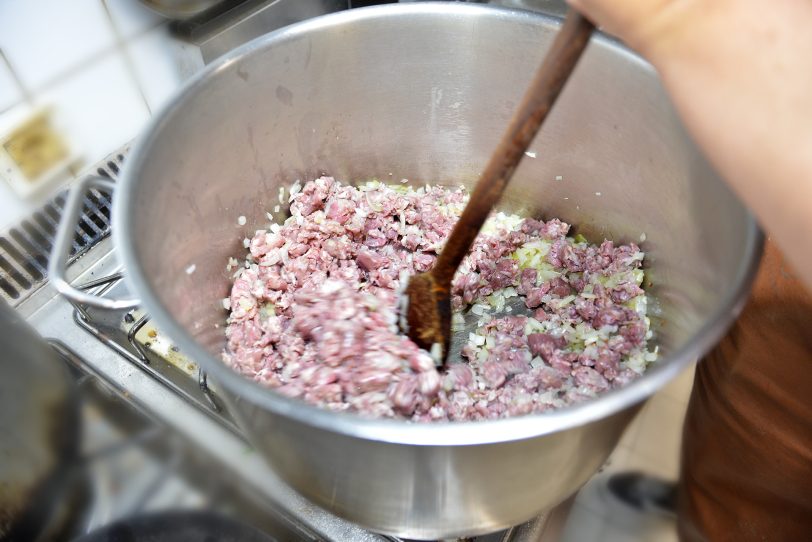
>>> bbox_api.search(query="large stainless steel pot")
[50,3,762,538]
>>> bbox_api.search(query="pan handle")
[48,176,140,310]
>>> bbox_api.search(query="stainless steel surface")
[175,0,348,63]
[49,176,139,310]
[402,0,566,14]
[497,0,566,17]
[99,3,759,538]
[139,0,228,19]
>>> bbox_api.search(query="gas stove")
[1,2,581,540]
[3,147,574,541]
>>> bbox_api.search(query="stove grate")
[0,150,127,306]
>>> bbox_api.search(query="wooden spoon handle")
[431,10,594,288]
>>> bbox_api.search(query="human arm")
[567,0,812,289]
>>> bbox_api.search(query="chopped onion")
[469,333,486,346]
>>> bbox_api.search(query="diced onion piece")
[469,333,486,346]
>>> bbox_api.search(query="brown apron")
[678,240,812,541]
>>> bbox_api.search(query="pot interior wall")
[123,8,753,392]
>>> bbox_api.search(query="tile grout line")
[22,45,120,98]
[100,0,153,115]
[0,6,168,117]
[16,2,165,105]
[0,48,33,108]
[0,101,22,117]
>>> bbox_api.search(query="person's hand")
[565,0,677,52]
[566,0,812,290]
[564,0,716,63]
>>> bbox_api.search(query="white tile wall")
[629,395,688,478]
[36,53,151,164]
[0,0,117,91]
[0,0,198,230]
[128,25,195,113]
[104,0,163,39]
[0,102,37,226]
[0,57,23,112]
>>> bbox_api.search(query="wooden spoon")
[403,10,595,362]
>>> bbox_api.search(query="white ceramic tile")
[559,504,606,542]
[660,363,696,405]
[104,0,163,40]
[35,52,149,165]
[630,394,688,478]
[0,59,23,112]
[0,103,36,229]
[627,395,686,479]
[0,0,117,91]
[128,25,198,113]
[0,101,34,137]
[0,178,28,230]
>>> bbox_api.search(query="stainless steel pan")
[50,4,762,538]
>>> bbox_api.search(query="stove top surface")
[41,256,562,541]
[10,154,565,540]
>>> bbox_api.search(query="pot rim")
[114,2,764,446]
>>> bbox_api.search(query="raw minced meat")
[223,176,658,421]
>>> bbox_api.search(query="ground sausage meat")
[224,177,657,421]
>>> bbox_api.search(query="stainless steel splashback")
[173,0,350,63]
